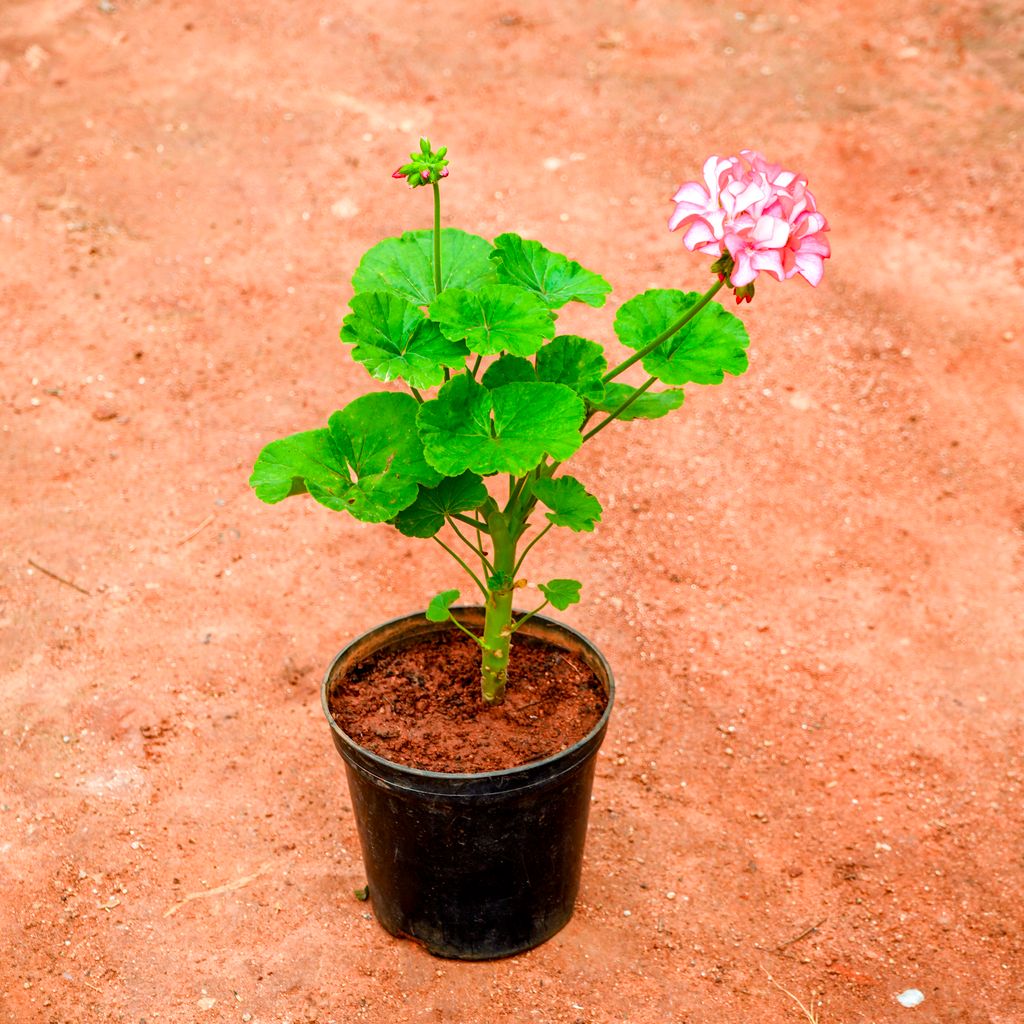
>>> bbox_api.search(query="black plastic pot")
[321,607,614,960]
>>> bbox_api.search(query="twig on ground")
[163,861,273,917]
[857,373,878,400]
[27,558,91,595]
[176,514,215,546]
[762,966,821,1024]
[776,916,827,952]
[556,653,585,678]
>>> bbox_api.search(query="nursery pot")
[321,607,614,960]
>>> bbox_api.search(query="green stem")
[506,460,558,533]
[602,278,726,384]
[510,600,550,635]
[449,512,490,534]
[432,181,443,297]
[582,375,657,443]
[512,522,552,576]
[448,614,486,648]
[480,505,517,705]
[446,516,494,577]
[432,536,488,599]
[505,473,530,516]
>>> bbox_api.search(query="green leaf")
[417,373,585,477]
[590,382,685,421]
[426,589,460,622]
[392,472,489,538]
[614,289,749,385]
[538,578,582,610]
[429,283,556,357]
[341,291,467,389]
[352,229,496,306]
[490,233,611,309]
[250,428,333,504]
[532,475,602,532]
[480,355,535,390]
[536,335,607,402]
[479,336,608,400]
[250,393,441,523]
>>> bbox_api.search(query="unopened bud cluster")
[393,138,450,187]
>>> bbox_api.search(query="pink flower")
[669,151,830,289]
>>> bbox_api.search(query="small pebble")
[896,989,924,1008]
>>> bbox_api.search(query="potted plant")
[250,140,830,959]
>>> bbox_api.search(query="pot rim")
[321,606,615,784]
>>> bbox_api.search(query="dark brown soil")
[327,629,608,773]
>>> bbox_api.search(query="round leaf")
[352,229,496,305]
[417,374,585,477]
[392,472,489,538]
[251,393,441,523]
[538,578,582,610]
[532,475,602,532]
[250,428,335,504]
[426,589,460,622]
[341,291,467,389]
[490,233,611,309]
[614,289,749,385]
[480,355,535,390]
[536,335,607,402]
[429,283,556,357]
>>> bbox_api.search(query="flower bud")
[392,139,451,187]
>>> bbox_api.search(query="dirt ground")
[2,0,1023,1021]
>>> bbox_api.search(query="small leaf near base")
[426,589,461,622]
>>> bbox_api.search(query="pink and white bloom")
[669,150,830,289]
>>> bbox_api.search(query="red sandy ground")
[2,1,1022,1021]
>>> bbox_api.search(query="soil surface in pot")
[327,628,607,772]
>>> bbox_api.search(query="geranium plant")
[250,140,829,705]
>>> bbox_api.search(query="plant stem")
[432,536,488,599]
[446,516,494,577]
[449,512,490,534]
[480,505,517,705]
[602,278,726,384]
[505,473,530,515]
[510,600,550,634]
[432,181,443,297]
[448,614,486,648]
[512,522,552,576]
[581,375,657,443]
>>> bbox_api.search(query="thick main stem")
[480,504,517,705]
